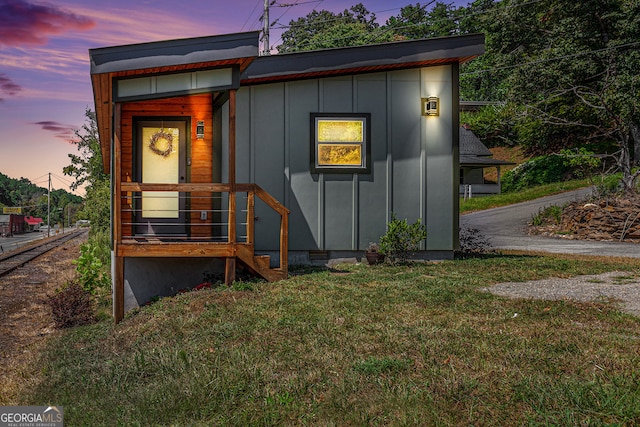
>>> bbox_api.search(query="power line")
[51,172,73,186]
[241,0,263,31]
[32,173,49,182]
[271,0,323,48]
[263,0,325,54]
[271,0,302,29]
[274,1,436,50]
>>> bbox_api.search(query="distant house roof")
[459,126,514,168]
[459,100,504,112]
[25,216,43,225]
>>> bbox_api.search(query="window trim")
[310,113,371,174]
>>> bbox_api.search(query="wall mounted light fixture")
[196,120,205,139]
[422,97,439,116]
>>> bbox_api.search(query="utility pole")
[261,0,271,56]
[47,172,51,238]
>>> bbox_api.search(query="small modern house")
[90,31,484,321]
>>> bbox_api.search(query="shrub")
[559,147,601,179]
[379,213,427,264]
[456,227,493,258]
[47,281,96,328]
[502,148,603,193]
[74,240,111,294]
[502,155,569,192]
[530,205,564,227]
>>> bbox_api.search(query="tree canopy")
[277,3,394,52]
[64,109,110,232]
[466,0,640,190]
[0,172,82,224]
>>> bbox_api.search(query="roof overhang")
[460,155,516,168]
[241,33,485,85]
[90,31,260,75]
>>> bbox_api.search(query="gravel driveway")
[464,188,640,316]
[484,271,640,317]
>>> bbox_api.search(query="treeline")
[0,172,83,225]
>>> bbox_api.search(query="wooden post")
[226,89,237,285]
[113,103,125,323]
[225,257,236,286]
[247,190,255,247]
[114,103,122,244]
[280,211,288,272]
[114,255,124,323]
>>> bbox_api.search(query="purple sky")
[0,0,468,194]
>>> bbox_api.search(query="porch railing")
[117,182,289,270]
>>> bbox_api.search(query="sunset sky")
[0,0,467,194]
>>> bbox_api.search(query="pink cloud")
[32,120,77,142]
[0,73,22,101]
[0,0,95,47]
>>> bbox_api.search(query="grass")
[460,178,591,213]
[7,254,640,426]
[530,205,564,227]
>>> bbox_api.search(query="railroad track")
[0,229,87,278]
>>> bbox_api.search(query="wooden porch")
[88,33,289,322]
[112,182,289,321]
[108,88,289,323]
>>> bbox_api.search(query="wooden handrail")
[118,182,289,270]
[250,184,289,271]
[121,182,233,192]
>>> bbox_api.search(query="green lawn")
[460,179,592,213]
[11,255,640,426]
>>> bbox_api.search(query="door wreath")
[148,129,174,157]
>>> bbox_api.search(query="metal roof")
[89,31,260,75]
[241,34,484,84]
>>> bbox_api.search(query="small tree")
[379,214,427,264]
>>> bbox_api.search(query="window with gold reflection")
[311,113,371,173]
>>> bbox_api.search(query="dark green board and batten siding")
[222,65,458,254]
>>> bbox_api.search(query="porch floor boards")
[116,240,287,282]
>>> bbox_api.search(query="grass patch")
[531,205,564,227]
[8,255,640,426]
[460,179,591,213]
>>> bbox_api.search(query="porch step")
[254,255,271,270]
[236,246,287,282]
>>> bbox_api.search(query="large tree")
[386,2,464,39]
[485,0,640,192]
[277,3,393,52]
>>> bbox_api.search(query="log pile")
[531,195,640,242]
